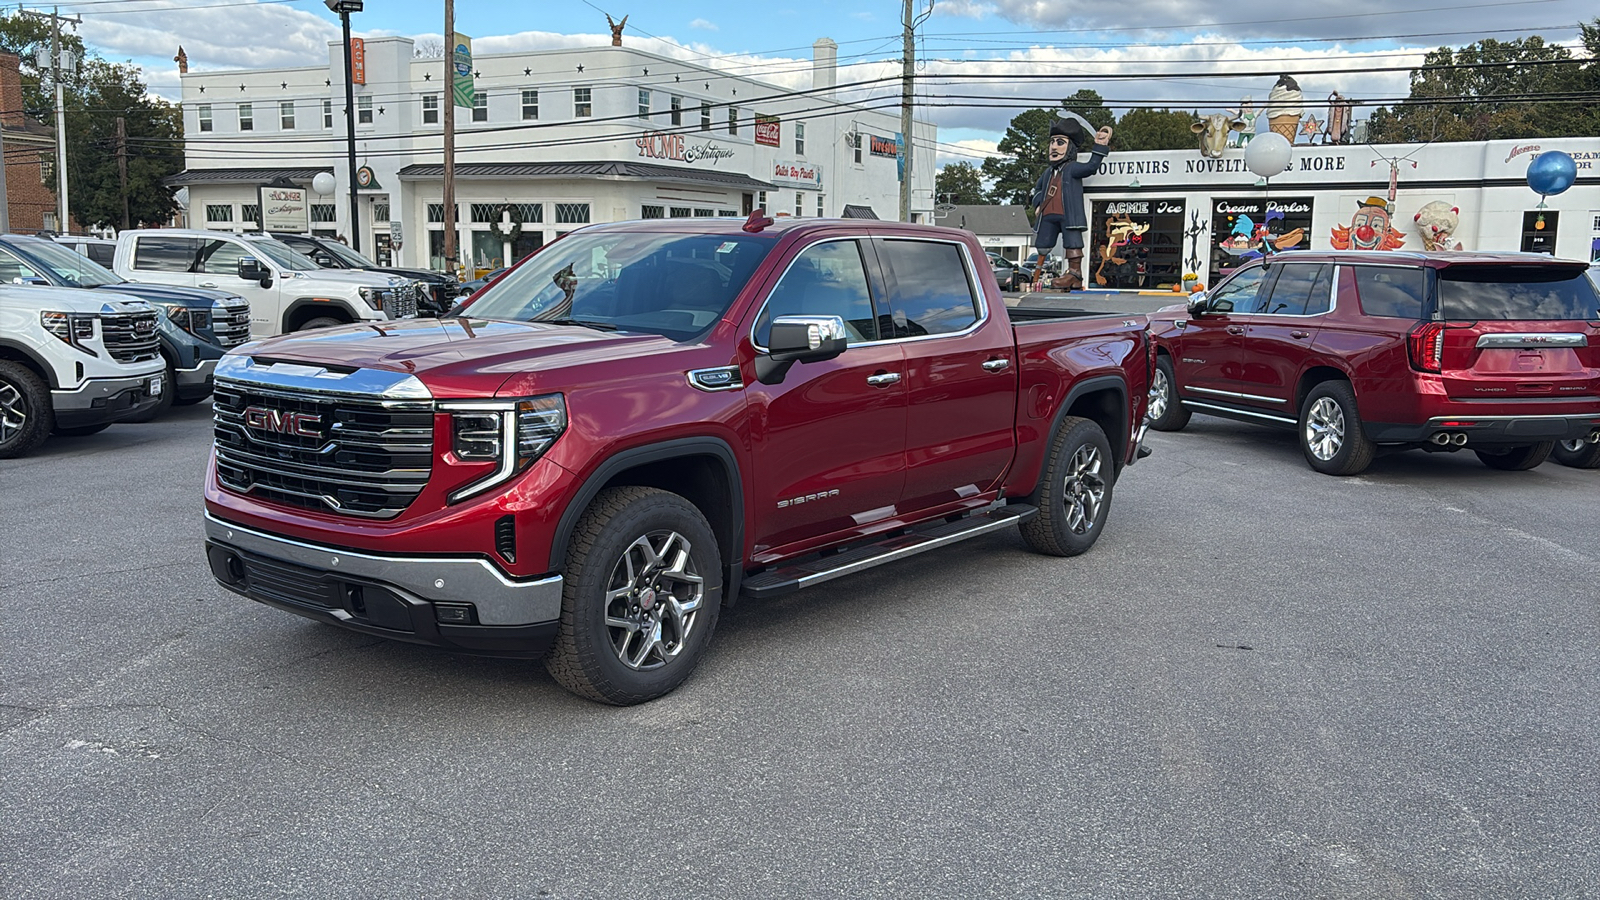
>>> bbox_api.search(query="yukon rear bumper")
[204,514,563,658]
[1366,413,1600,445]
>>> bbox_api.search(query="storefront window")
[1088,199,1186,289]
[1211,196,1314,279]
[1521,210,1557,255]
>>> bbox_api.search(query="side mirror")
[13,276,49,286]
[1186,291,1208,317]
[238,257,263,280]
[314,253,335,267]
[756,314,849,385]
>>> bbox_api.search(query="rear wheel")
[1019,416,1114,557]
[546,486,723,705]
[1475,442,1554,471]
[1550,439,1600,469]
[1147,355,1191,432]
[0,361,53,459]
[1298,381,1374,476]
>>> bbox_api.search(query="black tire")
[1019,415,1115,557]
[545,486,723,705]
[0,361,53,459]
[125,360,175,423]
[1298,380,1375,476]
[53,424,109,437]
[1550,439,1600,469]
[1147,355,1191,432]
[297,316,347,331]
[1475,442,1554,471]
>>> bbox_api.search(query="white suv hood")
[0,284,154,314]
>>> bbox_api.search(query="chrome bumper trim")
[174,357,218,388]
[51,371,163,411]
[204,513,563,626]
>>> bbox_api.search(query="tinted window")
[198,239,251,276]
[879,239,980,337]
[132,236,199,272]
[1437,265,1600,321]
[0,247,45,282]
[1304,265,1334,316]
[1258,263,1326,316]
[755,240,878,345]
[1353,266,1427,319]
[1209,265,1267,313]
[82,243,115,267]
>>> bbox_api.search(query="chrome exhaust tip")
[1429,432,1451,446]
[1587,430,1600,445]
[1451,433,1468,446]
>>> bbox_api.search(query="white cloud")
[80,0,339,71]
[689,19,719,32]
[937,138,1001,170]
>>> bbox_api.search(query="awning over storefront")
[166,167,333,185]
[841,204,879,219]
[396,161,777,191]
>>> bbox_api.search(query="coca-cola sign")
[755,115,780,147]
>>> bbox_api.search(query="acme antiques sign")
[636,131,736,165]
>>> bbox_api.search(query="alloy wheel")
[1560,439,1584,452]
[603,530,705,671]
[1148,368,1170,421]
[1062,444,1106,535]
[0,381,28,446]
[1305,397,1346,461]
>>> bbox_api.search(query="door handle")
[1290,330,1310,340]
[1226,325,1247,335]
[981,358,1011,372]
[199,282,218,288]
[866,372,902,386]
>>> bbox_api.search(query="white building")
[171,36,936,272]
[1074,137,1599,290]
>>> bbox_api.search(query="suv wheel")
[1298,381,1374,476]
[1019,415,1114,557]
[1147,356,1191,432]
[1550,438,1600,469]
[1475,442,1554,471]
[0,361,53,459]
[546,486,723,705]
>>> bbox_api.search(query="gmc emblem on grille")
[134,319,156,336]
[243,406,322,437]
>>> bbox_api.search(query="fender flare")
[281,297,362,332]
[549,436,746,599]
[1029,373,1130,497]
[0,339,61,388]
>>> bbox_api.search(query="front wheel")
[1475,442,1554,471]
[0,361,53,459]
[1019,415,1114,557]
[1299,381,1374,476]
[545,486,723,705]
[297,316,347,332]
[1550,438,1600,469]
[1147,355,1191,432]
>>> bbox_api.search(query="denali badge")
[243,406,323,438]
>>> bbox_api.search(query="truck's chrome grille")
[212,303,252,347]
[100,312,161,363]
[212,381,434,518]
[376,283,421,320]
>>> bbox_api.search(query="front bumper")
[204,514,563,658]
[174,357,218,398]
[51,372,164,427]
[1366,413,1600,445]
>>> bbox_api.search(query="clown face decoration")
[1331,196,1406,251]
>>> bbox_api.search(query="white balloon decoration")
[1244,132,1293,178]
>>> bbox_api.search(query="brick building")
[1,53,61,234]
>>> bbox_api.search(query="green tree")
[1112,108,1201,151]
[1060,88,1114,132]
[65,59,183,228]
[1365,32,1588,142]
[980,107,1053,210]
[934,161,986,205]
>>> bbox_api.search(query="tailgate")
[1434,264,1600,401]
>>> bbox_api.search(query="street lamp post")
[326,0,363,252]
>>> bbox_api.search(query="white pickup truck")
[113,229,424,338]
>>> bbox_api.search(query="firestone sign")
[636,131,736,165]
[772,161,822,188]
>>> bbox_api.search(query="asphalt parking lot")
[2,399,1596,898]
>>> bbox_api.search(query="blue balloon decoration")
[1526,151,1577,197]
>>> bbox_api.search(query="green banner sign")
[451,33,474,108]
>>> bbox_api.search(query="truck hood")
[0,283,155,314]
[234,317,685,397]
[90,282,243,307]
[279,268,413,289]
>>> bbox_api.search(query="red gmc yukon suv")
[203,216,1152,704]
[1147,251,1600,475]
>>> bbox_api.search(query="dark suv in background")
[1147,251,1600,474]
[271,233,459,316]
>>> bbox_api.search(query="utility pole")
[116,116,128,229]
[0,97,9,234]
[442,0,458,276]
[22,7,80,233]
[898,0,915,223]
[326,0,363,252]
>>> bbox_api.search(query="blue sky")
[59,0,1600,168]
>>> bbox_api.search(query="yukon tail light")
[1408,322,1445,373]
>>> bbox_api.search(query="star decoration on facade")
[197,85,204,93]
[325,79,331,86]
[674,75,680,83]
[424,72,431,80]
[1301,116,1322,136]
[378,106,385,115]
[576,64,584,72]
[281,82,288,89]
[524,67,531,76]
[731,88,736,95]
[239,84,246,91]
[704,83,709,90]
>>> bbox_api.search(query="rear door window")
[1436,265,1600,321]
[877,239,981,338]
[1352,266,1427,319]
[132,236,200,272]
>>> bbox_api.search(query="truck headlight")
[358,286,387,311]
[441,394,566,502]
[40,311,98,355]
[161,304,209,333]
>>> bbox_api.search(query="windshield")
[457,230,777,339]
[16,240,120,287]
[321,240,378,268]
[244,238,323,271]
[1437,265,1600,321]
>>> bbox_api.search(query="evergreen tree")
[934,161,986,205]
[1113,109,1201,151]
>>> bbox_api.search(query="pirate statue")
[1031,114,1112,289]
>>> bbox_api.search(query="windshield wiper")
[539,317,617,331]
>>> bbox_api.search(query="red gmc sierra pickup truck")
[203,215,1152,704]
